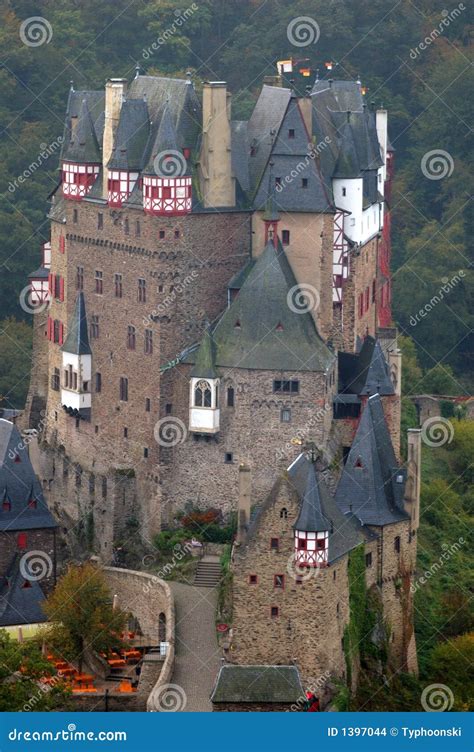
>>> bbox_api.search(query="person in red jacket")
[305,691,320,711]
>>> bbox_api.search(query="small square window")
[394,536,401,553]
[224,452,233,464]
[288,129,295,139]
[280,408,291,423]
[98,213,103,230]
[159,230,165,239]
[271,606,279,618]
[145,398,151,412]
[298,538,307,550]
[144,447,149,458]
[94,425,99,434]
[174,229,180,238]
[365,552,372,568]
[342,187,346,197]
[270,538,279,551]
[165,403,172,415]
[123,427,128,439]
[249,574,258,584]
[302,178,308,189]
[73,208,78,224]
[282,229,290,246]
[296,576,303,585]
[274,574,285,589]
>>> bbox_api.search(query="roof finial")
[186,70,193,85]
[69,79,74,92]
[135,62,141,79]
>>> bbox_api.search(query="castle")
[21,66,420,693]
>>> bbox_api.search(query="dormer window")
[28,499,37,509]
[294,530,328,567]
[275,322,284,331]
[234,320,241,330]
[2,500,11,512]
[14,454,21,463]
[354,458,363,469]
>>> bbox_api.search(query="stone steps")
[193,560,222,588]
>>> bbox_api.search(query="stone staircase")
[193,556,222,588]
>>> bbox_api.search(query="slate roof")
[335,394,408,526]
[288,455,364,563]
[61,292,91,356]
[60,89,104,163]
[0,554,47,626]
[185,240,334,373]
[253,96,332,213]
[231,120,250,194]
[247,85,291,193]
[191,327,218,379]
[62,98,102,164]
[0,419,57,532]
[211,665,304,703]
[143,103,189,176]
[338,336,394,396]
[108,99,150,171]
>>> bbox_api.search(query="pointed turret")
[142,104,192,215]
[60,293,92,421]
[189,326,220,434]
[61,292,91,355]
[62,99,101,199]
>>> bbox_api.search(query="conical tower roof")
[144,104,187,176]
[191,326,218,379]
[61,292,91,355]
[293,463,331,531]
[63,99,101,164]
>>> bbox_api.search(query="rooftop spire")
[61,292,91,355]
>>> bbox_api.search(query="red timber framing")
[62,162,100,199]
[294,530,329,567]
[143,175,192,216]
[108,170,140,207]
[332,210,349,307]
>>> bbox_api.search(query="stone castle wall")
[159,365,334,523]
[231,478,349,687]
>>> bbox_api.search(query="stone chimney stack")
[102,78,127,196]
[388,347,402,397]
[236,463,251,545]
[376,108,388,180]
[405,429,421,530]
[198,82,235,208]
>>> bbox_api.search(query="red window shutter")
[59,277,64,301]
[17,532,27,549]
[59,236,65,253]
[48,273,53,296]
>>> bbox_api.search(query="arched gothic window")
[194,380,212,408]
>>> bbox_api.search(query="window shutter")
[59,236,65,253]
[59,277,64,301]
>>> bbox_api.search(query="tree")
[0,318,32,409]
[421,364,460,396]
[0,629,69,711]
[428,633,474,711]
[42,564,127,673]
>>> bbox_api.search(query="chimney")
[198,82,235,208]
[388,347,402,397]
[404,429,421,530]
[236,463,251,545]
[376,108,388,180]
[298,94,312,141]
[102,78,127,196]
